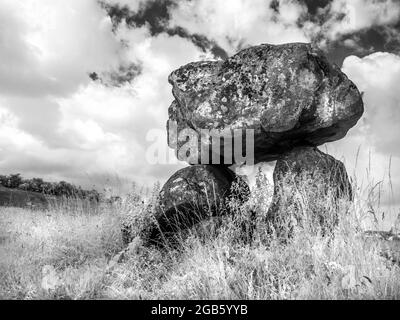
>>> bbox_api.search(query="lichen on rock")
[168,42,364,165]
[149,165,250,244]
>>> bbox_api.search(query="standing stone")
[168,43,364,165]
[267,146,352,236]
[149,165,250,243]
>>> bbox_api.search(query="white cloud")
[168,0,310,55]
[0,0,211,190]
[0,0,121,98]
[0,106,38,151]
[1,0,400,201]
[167,0,400,54]
[326,52,400,211]
[307,0,400,45]
[53,31,209,184]
[341,52,400,156]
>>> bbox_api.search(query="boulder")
[267,146,352,236]
[149,165,249,243]
[168,43,364,165]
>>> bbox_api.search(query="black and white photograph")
[1,0,400,304]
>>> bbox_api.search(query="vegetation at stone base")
[0,174,101,201]
[1,169,400,300]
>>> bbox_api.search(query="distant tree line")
[0,173,100,201]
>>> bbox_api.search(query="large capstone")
[149,165,249,243]
[168,43,364,165]
[267,146,352,236]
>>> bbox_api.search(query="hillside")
[0,186,49,210]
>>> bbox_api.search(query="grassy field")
[1,170,400,300]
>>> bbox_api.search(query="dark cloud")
[100,0,174,34]
[269,0,280,13]
[99,0,399,68]
[273,0,331,17]
[100,0,228,60]
[325,44,368,67]
[296,0,400,66]
[301,0,332,15]
[325,22,400,66]
[165,26,229,59]
[375,21,400,53]
[89,63,143,87]
[297,0,335,28]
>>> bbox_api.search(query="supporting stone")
[267,146,353,236]
[122,165,250,246]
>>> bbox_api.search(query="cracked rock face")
[168,43,364,165]
[267,146,353,236]
[151,165,249,242]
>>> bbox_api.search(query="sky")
[0,0,400,211]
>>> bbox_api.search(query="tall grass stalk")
[1,161,400,300]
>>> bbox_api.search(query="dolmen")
[138,42,364,244]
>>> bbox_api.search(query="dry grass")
[1,170,400,300]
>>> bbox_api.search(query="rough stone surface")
[150,165,249,243]
[267,146,352,235]
[168,43,364,165]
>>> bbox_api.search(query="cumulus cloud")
[306,0,400,49]
[342,52,400,157]
[0,0,213,190]
[327,0,400,36]
[0,0,122,98]
[101,0,229,59]
[0,0,129,156]
[326,52,400,210]
[168,0,310,54]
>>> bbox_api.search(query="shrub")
[0,173,101,201]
